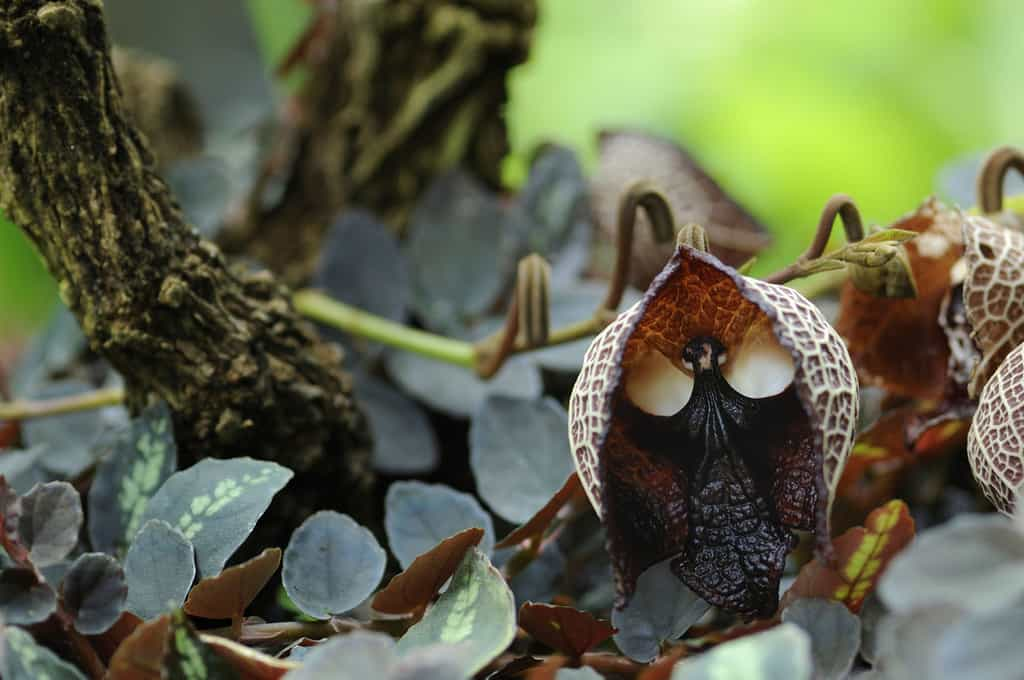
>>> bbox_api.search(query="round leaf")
[124,519,196,621]
[139,457,293,577]
[612,558,710,663]
[395,548,516,677]
[283,511,386,619]
[354,372,439,476]
[469,395,574,523]
[62,552,128,635]
[88,402,178,557]
[936,605,1024,680]
[385,481,494,569]
[878,513,1024,615]
[781,598,861,680]
[0,568,57,625]
[386,349,542,419]
[19,481,82,568]
[2,626,87,680]
[669,623,812,680]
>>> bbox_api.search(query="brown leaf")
[184,548,281,621]
[636,647,687,680]
[836,198,964,400]
[782,499,915,613]
[524,655,567,680]
[200,634,298,679]
[87,611,142,664]
[495,472,585,549]
[107,614,171,680]
[371,528,483,615]
[485,655,542,679]
[518,602,616,658]
[592,130,771,289]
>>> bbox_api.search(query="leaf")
[835,198,963,400]
[21,380,127,479]
[385,481,494,569]
[396,548,516,677]
[519,145,588,259]
[781,598,861,680]
[353,372,439,476]
[164,610,241,679]
[283,630,469,680]
[62,552,128,634]
[372,527,484,615]
[185,548,281,621]
[669,623,811,680]
[469,396,575,524]
[312,210,411,361]
[877,513,1024,614]
[124,519,196,621]
[282,511,386,619]
[872,605,963,680]
[386,348,542,419]
[591,130,771,290]
[518,602,616,658]
[496,472,585,549]
[19,480,83,567]
[10,305,86,397]
[509,542,565,607]
[0,567,57,624]
[783,499,914,613]
[554,669,603,680]
[140,457,293,577]
[1,625,88,680]
[107,614,171,680]
[0,447,48,495]
[89,402,178,557]
[406,170,519,333]
[612,558,710,663]
[934,605,1024,680]
[199,635,298,679]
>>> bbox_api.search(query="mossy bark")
[0,1,373,522]
[219,0,536,284]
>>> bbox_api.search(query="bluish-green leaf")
[670,623,812,680]
[0,568,57,625]
[612,558,710,663]
[19,481,82,568]
[385,482,494,569]
[140,457,293,577]
[61,552,127,635]
[354,372,439,476]
[556,669,603,680]
[1,625,87,680]
[10,305,86,397]
[781,598,860,680]
[124,519,196,621]
[89,402,178,556]
[396,549,516,677]
[283,630,469,680]
[469,395,574,524]
[283,511,386,619]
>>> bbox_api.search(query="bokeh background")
[3,0,1022,335]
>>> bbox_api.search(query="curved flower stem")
[603,181,677,310]
[977,146,1024,214]
[762,193,864,285]
[0,386,125,421]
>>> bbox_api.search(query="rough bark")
[219,0,536,283]
[0,1,373,522]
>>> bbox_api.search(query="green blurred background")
[3,0,1021,336]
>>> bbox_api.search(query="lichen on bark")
[0,0,373,521]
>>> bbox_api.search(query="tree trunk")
[219,0,536,284]
[0,1,373,523]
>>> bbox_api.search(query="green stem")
[0,386,125,421]
[293,289,476,368]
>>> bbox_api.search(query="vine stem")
[292,289,476,368]
[762,194,863,285]
[0,385,124,421]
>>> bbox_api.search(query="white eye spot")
[723,333,795,398]
[625,348,694,416]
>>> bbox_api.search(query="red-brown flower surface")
[568,245,858,617]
